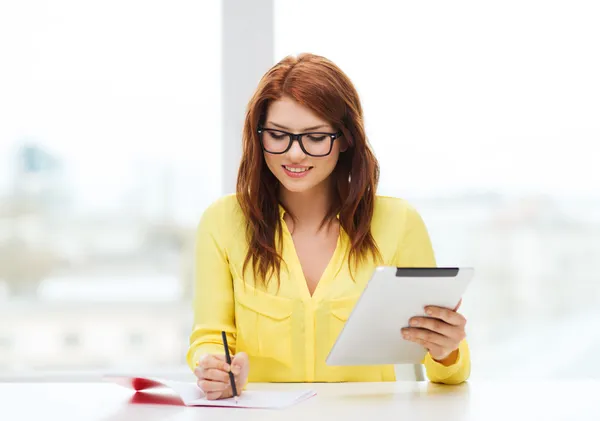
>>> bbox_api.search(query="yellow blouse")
[187,194,470,384]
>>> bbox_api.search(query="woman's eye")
[269,132,286,140]
[308,135,327,142]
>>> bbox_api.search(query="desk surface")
[1,380,599,421]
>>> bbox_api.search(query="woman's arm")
[395,202,471,384]
[186,201,236,371]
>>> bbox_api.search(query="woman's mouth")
[282,165,313,178]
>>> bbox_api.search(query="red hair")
[236,53,381,287]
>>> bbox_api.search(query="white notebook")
[103,375,316,409]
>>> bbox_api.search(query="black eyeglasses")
[257,127,343,157]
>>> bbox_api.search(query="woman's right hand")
[194,352,249,400]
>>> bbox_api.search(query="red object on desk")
[129,392,184,406]
[107,376,164,391]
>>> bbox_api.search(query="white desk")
[1,380,599,421]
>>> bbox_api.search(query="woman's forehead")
[266,97,331,131]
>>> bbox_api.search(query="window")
[63,333,81,349]
[0,1,221,374]
[2,0,599,380]
[275,0,600,379]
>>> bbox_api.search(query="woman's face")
[261,96,345,194]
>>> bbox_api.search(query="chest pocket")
[329,294,361,349]
[234,282,294,367]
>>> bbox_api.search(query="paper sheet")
[103,375,316,409]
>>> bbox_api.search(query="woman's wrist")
[433,349,459,366]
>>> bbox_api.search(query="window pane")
[0,0,221,373]
[275,0,600,379]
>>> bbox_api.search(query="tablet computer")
[325,266,474,366]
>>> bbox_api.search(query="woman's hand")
[401,300,467,365]
[194,352,249,400]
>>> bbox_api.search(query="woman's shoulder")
[204,193,242,212]
[198,193,245,230]
[374,194,418,215]
[373,195,435,265]
[373,194,426,229]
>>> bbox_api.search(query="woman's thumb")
[231,352,248,374]
[454,298,463,311]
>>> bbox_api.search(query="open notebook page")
[103,375,316,409]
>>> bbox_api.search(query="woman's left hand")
[401,300,467,364]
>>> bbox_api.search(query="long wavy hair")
[236,53,381,287]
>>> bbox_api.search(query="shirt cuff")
[187,343,226,371]
[422,340,468,382]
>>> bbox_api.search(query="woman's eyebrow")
[267,121,329,132]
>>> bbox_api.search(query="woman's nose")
[286,138,307,161]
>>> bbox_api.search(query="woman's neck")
[279,181,334,231]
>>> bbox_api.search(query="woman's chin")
[281,182,311,193]
[278,177,317,193]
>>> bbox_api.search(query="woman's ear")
[339,138,349,152]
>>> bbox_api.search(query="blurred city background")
[1,0,599,380]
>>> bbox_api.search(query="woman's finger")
[424,306,467,327]
[454,298,463,311]
[231,352,249,374]
[231,352,249,387]
[197,379,228,393]
[205,391,223,401]
[197,354,230,372]
[419,340,446,359]
[201,368,231,383]
[408,316,456,338]
[402,327,456,349]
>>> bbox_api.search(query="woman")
[187,53,470,400]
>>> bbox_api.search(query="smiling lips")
[282,165,313,178]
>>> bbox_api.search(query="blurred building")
[0,141,195,299]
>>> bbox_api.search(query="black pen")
[221,331,238,404]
